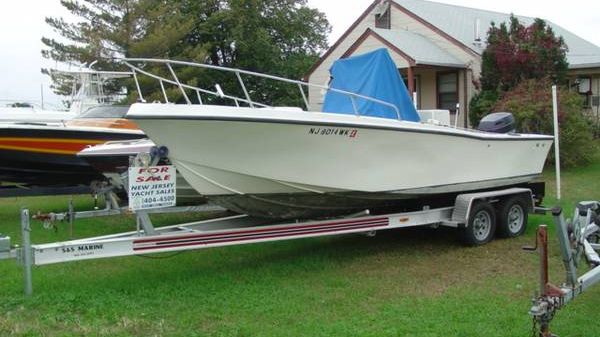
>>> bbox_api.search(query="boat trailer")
[0,187,540,295]
[30,187,225,236]
[526,201,600,337]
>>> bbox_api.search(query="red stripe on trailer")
[133,221,388,251]
[133,216,389,244]
[134,219,389,249]
[134,219,388,250]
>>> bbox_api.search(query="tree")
[42,0,330,105]
[481,16,568,92]
[493,78,594,167]
[470,15,569,124]
[156,0,331,106]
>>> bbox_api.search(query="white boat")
[122,50,553,219]
[77,138,206,205]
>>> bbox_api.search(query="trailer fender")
[451,188,534,225]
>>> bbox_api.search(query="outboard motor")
[477,112,515,133]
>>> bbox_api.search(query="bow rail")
[121,58,402,120]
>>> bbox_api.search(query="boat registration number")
[308,127,358,138]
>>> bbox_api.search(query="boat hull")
[0,123,143,187]
[77,139,206,205]
[128,104,553,219]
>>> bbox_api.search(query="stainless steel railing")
[122,58,402,119]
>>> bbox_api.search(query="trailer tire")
[496,196,528,238]
[461,201,496,246]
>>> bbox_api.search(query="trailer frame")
[0,186,539,295]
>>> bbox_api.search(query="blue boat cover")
[322,48,420,122]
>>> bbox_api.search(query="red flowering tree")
[480,16,568,92]
[470,16,569,124]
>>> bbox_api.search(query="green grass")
[1,158,600,336]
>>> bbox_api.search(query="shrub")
[469,90,499,126]
[493,78,595,168]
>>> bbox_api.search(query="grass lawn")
[1,159,599,336]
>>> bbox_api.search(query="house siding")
[413,68,436,109]
[307,11,377,111]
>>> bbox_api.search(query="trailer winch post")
[527,224,559,337]
[20,208,33,296]
[537,225,549,296]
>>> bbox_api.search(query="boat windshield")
[79,106,130,118]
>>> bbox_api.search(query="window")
[577,76,592,108]
[375,8,390,29]
[437,72,458,112]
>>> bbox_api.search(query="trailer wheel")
[496,196,528,238]
[461,201,496,246]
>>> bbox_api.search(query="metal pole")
[20,209,33,296]
[552,85,561,200]
[235,71,254,108]
[166,63,191,104]
[538,225,549,296]
[159,80,169,103]
[196,90,203,105]
[298,83,310,110]
[552,207,578,286]
[136,211,157,236]
[132,70,146,103]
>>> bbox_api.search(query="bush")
[469,90,499,126]
[492,78,595,168]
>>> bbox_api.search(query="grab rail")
[121,58,402,120]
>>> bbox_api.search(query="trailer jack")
[526,201,600,337]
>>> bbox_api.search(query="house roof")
[370,28,465,68]
[392,0,600,68]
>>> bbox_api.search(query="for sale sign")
[128,165,176,210]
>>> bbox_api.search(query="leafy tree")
[470,15,569,124]
[156,0,331,106]
[42,0,196,97]
[42,0,330,106]
[493,78,593,168]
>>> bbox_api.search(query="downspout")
[463,68,469,128]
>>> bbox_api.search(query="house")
[305,0,600,126]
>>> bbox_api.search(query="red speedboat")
[0,106,144,187]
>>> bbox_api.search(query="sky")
[1,0,599,107]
